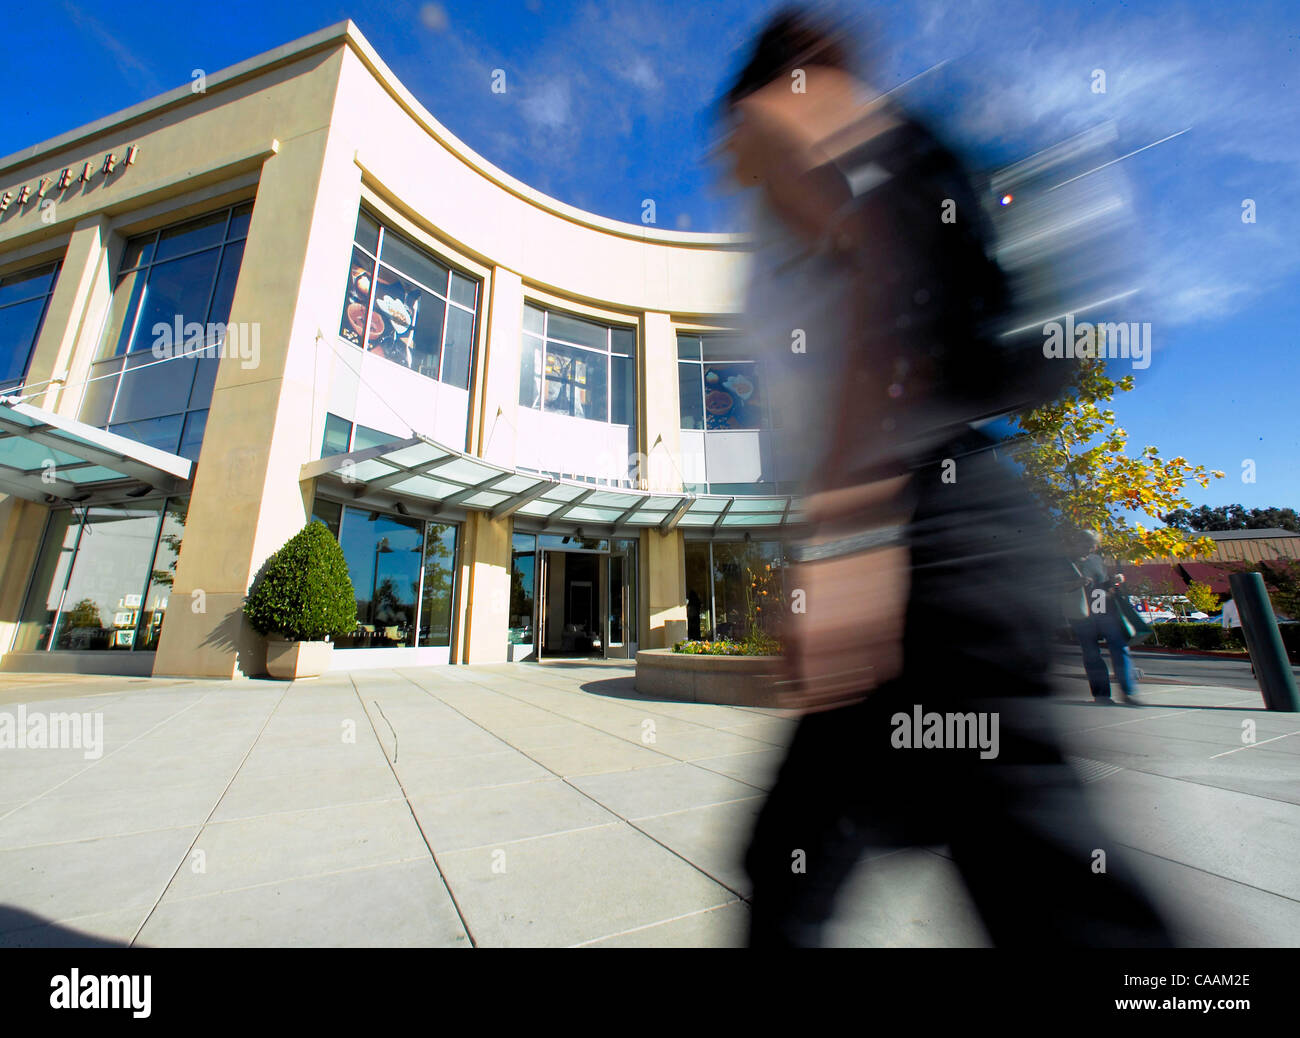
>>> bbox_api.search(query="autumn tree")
[1184,580,1220,615]
[1007,353,1224,562]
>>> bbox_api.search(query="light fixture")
[393,501,408,516]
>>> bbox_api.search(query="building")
[0,21,805,679]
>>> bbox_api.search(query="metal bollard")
[1228,571,1300,711]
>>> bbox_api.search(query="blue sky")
[5,0,1297,517]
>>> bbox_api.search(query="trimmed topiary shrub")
[244,520,357,642]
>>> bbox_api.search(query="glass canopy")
[301,434,802,532]
[0,396,193,505]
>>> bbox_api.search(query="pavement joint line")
[392,668,781,808]
[1209,728,1300,759]
[394,670,753,904]
[1068,694,1262,735]
[438,821,622,857]
[0,821,203,853]
[397,667,775,787]
[0,685,237,824]
[348,674,478,947]
[201,794,410,826]
[628,793,767,824]
[1078,757,1300,807]
[567,897,747,947]
[127,682,292,947]
[1115,838,1300,909]
[137,854,438,905]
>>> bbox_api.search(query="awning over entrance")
[0,396,193,505]
[301,434,803,533]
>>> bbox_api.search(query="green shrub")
[244,520,357,642]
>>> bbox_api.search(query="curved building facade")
[0,22,804,678]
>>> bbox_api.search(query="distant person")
[1069,530,1139,704]
[722,6,1171,948]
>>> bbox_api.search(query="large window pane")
[441,305,475,388]
[354,210,380,255]
[546,311,607,350]
[684,543,712,640]
[0,297,48,386]
[208,240,245,326]
[419,522,458,647]
[520,336,542,409]
[379,230,449,295]
[178,410,207,462]
[372,266,443,376]
[545,341,606,421]
[123,251,222,355]
[449,271,477,309]
[322,413,352,457]
[79,358,123,427]
[138,498,188,650]
[523,304,545,336]
[154,211,228,262]
[509,533,536,648]
[340,247,378,348]
[227,202,254,241]
[14,510,78,653]
[678,363,703,430]
[0,264,58,307]
[50,503,164,651]
[107,414,184,454]
[611,355,634,428]
[335,507,424,648]
[703,362,761,430]
[111,352,197,423]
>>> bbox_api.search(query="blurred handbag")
[1114,591,1153,646]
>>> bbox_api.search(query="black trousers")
[745,432,1171,947]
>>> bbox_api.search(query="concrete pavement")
[0,664,1296,947]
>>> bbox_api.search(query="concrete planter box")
[634,648,786,707]
[265,640,333,680]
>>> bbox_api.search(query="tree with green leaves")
[1163,505,1300,533]
[1008,354,1224,562]
[1184,580,1220,615]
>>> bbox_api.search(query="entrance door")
[605,551,630,659]
[538,549,603,659]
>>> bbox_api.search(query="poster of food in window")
[703,363,761,430]
[340,254,428,372]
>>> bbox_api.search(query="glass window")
[380,229,449,294]
[322,413,352,457]
[138,498,188,651]
[0,261,61,392]
[547,311,608,351]
[339,211,481,390]
[353,424,395,451]
[545,341,607,421]
[441,305,475,389]
[449,271,477,309]
[13,510,78,653]
[335,506,425,648]
[510,532,536,647]
[311,497,342,539]
[523,304,545,336]
[419,522,458,647]
[49,503,164,651]
[678,363,703,430]
[685,543,712,640]
[178,410,207,462]
[83,203,251,457]
[154,211,228,262]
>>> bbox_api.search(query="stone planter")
[634,648,785,707]
[265,640,333,680]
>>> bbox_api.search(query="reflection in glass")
[138,498,188,650]
[336,507,424,648]
[50,504,163,651]
[14,510,78,652]
[510,533,537,649]
[419,523,458,647]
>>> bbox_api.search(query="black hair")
[723,6,854,110]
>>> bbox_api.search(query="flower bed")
[672,637,782,657]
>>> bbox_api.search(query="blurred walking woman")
[721,6,1171,947]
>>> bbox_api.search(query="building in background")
[0,22,803,678]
